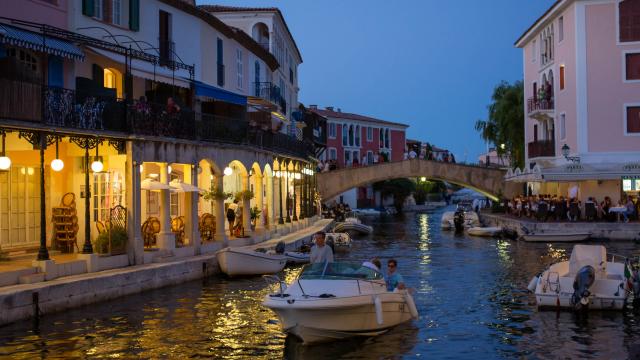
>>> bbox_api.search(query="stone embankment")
[0,219,333,326]
[479,213,640,241]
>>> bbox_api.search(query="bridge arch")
[316,159,520,202]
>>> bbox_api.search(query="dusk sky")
[202,0,556,162]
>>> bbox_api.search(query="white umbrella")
[141,178,171,191]
[169,179,202,193]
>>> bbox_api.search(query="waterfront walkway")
[0,218,333,326]
[480,212,640,240]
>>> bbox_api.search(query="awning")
[0,23,84,60]
[194,81,246,106]
[87,47,191,88]
[169,179,202,193]
[141,178,171,191]
[505,163,640,182]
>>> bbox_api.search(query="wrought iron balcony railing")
[252,82,287,113]
[527,96,554,115]
[528,140,555,158]
[0,78,312,159]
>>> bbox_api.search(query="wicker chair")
[142,217,161,248]
[171,216,185,246]
[199,213,216,243]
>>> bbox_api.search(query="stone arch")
[251,22,270,46]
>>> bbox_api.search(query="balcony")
[0,78,312,159]
[528,140,555,158]
[159,39,175,66]
[527,97,554,121]
[252,82,287,114]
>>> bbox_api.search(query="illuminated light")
[0,156,11,170]
[91,160,103,173]
[139,164,143,173]
[149,173,159,179]
[20,167,25,175]
[27,167,34,175]
[500,143,506,150]
[223,166,233,176]
[168,165,172,174]
[51,158,64,172]
[420,177,426,182]
[210,174,214,180]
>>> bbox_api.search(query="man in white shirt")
[310,231,334,264]
[409,150,417,159]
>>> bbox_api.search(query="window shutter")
[129,0,140,31]
[82,0,95,17]
[48,57,64,88]
[92,64,104,86]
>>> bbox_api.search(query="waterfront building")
[478,148,510,168]
[312,106,408,208]
[509,0,640,202]
[0,0,317,282]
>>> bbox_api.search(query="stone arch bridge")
[316,159,520,201]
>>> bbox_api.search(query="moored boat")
[262,261,419,344]
[217,247,287,276]
[528,245,630,310]
[334,213,373,235]
[521,232,591,242]
[467,226,503,237]
[326,232,352,252]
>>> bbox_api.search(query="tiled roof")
[310,108,409,128]
[200,4,303,63]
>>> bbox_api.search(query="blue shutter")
[129,0,140,31]
[48,56,64,88]
[82,0,95,16]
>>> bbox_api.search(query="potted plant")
[201,186,233,202]
[94,227,128,255]
[235,190,254,201]
[250,206,262,229]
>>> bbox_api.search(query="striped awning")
[0,23,84,60]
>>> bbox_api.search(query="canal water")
[1,207,640,359]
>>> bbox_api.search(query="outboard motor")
[571,265,595,311]
[275,241,285,255]
[453,208,465,233]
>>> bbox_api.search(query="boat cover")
[569,245,606,278]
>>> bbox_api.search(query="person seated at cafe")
[135,96,150,114]
[166,97,181,114]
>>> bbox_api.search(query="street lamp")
[561,144,580,163]
[223,166,233,176]
[51,137,64,172]
[0,132,11,171]
[500,143,506,150]
[91,145,103,172]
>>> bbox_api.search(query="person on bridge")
[310,231,334,264]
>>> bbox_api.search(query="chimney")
[309,104,317,109]
[326,106,334,111]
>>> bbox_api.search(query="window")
[531,40,536,62]
[559,65,565,90]
[625,53,640,80]
[112,0,122,25]
[236,48,243,89]
[366,126,373,141]
[626,106,640,134]
[0,167,41,249]
[328,148,337,160]
[367,151,373,165]
[217,38,224,86]
[619,0,640,42]
[344,150,351,166]
[348,125,354,146]
[385,128,390,148]
[355,125,360,146]
[94,0,104,20]
[379,127,384,148]
[559,16,564,42]
[342,124,348,146]
[540,25,554,65]
[93,171,125,223]
[328,123,336,138]
[559,113,566,140]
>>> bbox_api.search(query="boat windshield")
[299,262,384,281]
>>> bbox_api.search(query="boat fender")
[404,293,419,319]
[373,296,384,325]
[527,276,539,292]
[287,299,295,304]
[318,293,335,298]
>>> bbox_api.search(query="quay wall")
[479,213,640,241]
[0,219,333,326]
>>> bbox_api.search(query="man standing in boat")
[386,259,406,291]
[310,231,334,264]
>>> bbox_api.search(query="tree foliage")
[475,80,524,168]
[414,180,446,205]
[373,179,416,212]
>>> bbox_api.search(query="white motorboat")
[521,232,591,242]
[467,226,503,237]
[334,214,374,235]
[262,261,419,344]
[440,211,480,230]
[326,232,352,251]
[352,208,382,216]
[284,251,310,264]
[216,247,287,276]
[528,245,630,310]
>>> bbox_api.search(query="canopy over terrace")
[505,163,640,182]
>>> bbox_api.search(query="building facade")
[0,0,317,280]
[511,0,640,202]
[311,106,408,208]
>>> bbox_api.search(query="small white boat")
[521,232,591,242]
[262,261,419,344]
[326,232,352,251]
[528,245,630,310]
[467,226,502,237]
[284,252,310,264]
[352,208,382,216]
[216,247,287,276]
[334,214,373,235]
[440,211,480,230]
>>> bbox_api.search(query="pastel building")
[509,0,640,201]
[311,106,408,208]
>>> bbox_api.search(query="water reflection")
[0,208,639,359]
